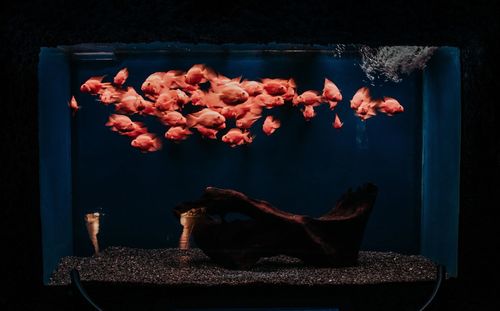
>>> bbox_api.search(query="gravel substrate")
[49,247,437,286]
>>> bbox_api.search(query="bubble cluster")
[359,46,437,83]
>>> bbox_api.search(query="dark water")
[69,51,422,256]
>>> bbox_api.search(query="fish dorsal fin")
[90,75,106,82]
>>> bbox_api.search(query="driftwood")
[174,183,377,269]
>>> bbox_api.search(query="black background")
[2,0,499,309]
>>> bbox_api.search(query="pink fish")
[222,128,254,147]
[105,114,134,132]
[261,78,295,97]
[190,89,206,106]
[105,114,147,137]
[172,75,200,93]
[350,87,371,110]
[186,108,226,129]
[136,99,156,116]
[98,87,123,105]
[293,90,323,107]
[241,80,264,96]
[262,116,281,136]
[350,87,378,121]
[131,133,162,152]
[114,88,147,114]
[322,78,342,109]
[199,92,227,110]
[302,105,316,121]
[227,99,263,119]
[165,127,192,142]
[262,79,287,95]
[141,72,167,100]
[185,64,215,85]
[333,113,343,129]
[159,111,187,127]
[69,96,80,116]
[356,101,378,121]
[236,111,261,129]
[155,89,190,111]
[220,105,237,119]
[376,97,404,115]
[113,68,129,87]
[217,82,249,105]
[282,79,297,101]
[253,93,285,109]
[80,76,111,94]
[210,74,242,89]
[196,126,218,139]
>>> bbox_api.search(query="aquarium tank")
[38,43,460,290]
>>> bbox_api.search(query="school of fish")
[73,64,404,153]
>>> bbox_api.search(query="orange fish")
[236,111,261,129]
[69,96,80,116]
[322,78,342,109]
[217,82,249,105]
[210,74,242,89]
[220,105,237,119]
[98,87,123,105]
[376,97,404,115]
[350,87,371,110]
[333,113,343,129]
[185,64,215,85]
[302,105,316,121]
[105,114,147,137]
[80,76,110,94]
[186,108,226,129]
[113,68,129,87]
[282,79,297,101]
[262,78,295,97]
[141,72,167,100]
[351,87,378,121]
[262,116,281,135]
[105,114,134,132]
[131,133,162,152]
[136,99,156,116]
[173,75,200,93]
[241,80,264,96]
[190,89,206,106]
[356,101,378,121]
[199,92,227,110]
[196,126,218,139]
[115,87,147,114]
[293,90,323,107]
[155,89,190,111]
[223,99,263,119]
[222,128,254,147]
[165,127,192,142]
[159,111,187,127]
[253,93,285,109]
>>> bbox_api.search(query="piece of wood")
[174,183,378,269]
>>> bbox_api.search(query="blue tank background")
[69,51,422,256]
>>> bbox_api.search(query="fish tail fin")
[372,99,383,107]
[245,132,256,143]
[328,100,338,110]
[90,75,106,82]
[154,139,163,151]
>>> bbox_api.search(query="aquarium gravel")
[49,247,437,286]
